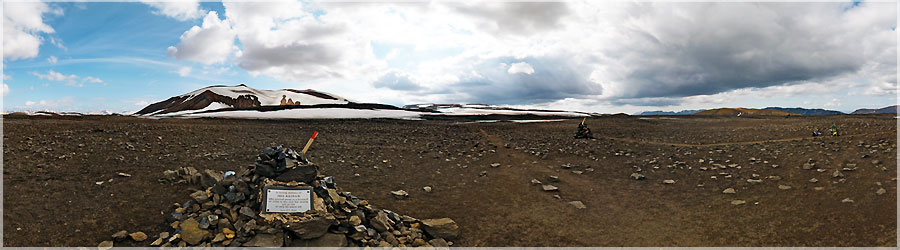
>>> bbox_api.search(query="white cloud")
[31,70,77,82]
[30,70,104,87]
[2,84,9,96]
[3,2,60,60]
[82,76,103,84]
[141,0,204,21]
[21,97,75,110]
[167,11,235,64]
[178,66,192,77]
[2,74,11,81]
[507,62,534,75]
[47,56,58,64]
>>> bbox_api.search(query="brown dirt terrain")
[2,114,897,246]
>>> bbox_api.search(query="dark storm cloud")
[450,2,570,35]
[433,56,602,105]
[598,2,886,100]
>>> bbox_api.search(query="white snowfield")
[436,107,589,117]
[181,85,352,106]
[154,102,231,116]
[181,108,424,119]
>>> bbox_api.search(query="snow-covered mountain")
[135,84,594,120]
[135,84,354,116]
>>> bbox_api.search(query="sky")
[1,0,897,114]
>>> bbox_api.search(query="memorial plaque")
[261,186,313,213]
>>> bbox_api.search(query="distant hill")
[694,108,799,116]
[764,107,844,116]
[851,105,898,114]
[637,109,705,116]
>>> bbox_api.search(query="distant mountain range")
[763,107,844,116]
[694,108,798,116]
[851,105,898,114]
[636,109,705,116]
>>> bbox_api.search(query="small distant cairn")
[140,142,457,247]
[574,118,594,139]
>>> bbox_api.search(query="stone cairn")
[574,118,594,139]
[117,145,458,248]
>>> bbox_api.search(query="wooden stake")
[302,131,318,154]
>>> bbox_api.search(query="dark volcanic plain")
[2,114,897,247]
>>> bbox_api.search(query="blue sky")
[2,1,896,114]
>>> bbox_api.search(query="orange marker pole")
[302,131,318,154]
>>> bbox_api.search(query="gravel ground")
[2,114,896,246]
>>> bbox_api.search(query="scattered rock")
[129,231,148,242]
[662,179,676,184]
[841,198,854,203]
[778,185,792,190]
[542,185,559,192]
[568,201,587,209]
[117,172,131,177]
[832,170,844,178]
[98,240,113,250]
[423,186,433,193]
[809,178,819,183]
[876,188,886,195]
[630,173,645,180]
[530,179,542,185]
[731,200,746,205]
[111,230,128,242]
[547,175,560,182]
[722,188,736,194]
[802,163,816,170]
[490,163,501,168]
[391,190,409,199]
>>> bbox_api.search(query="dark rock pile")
[574,119,594,139]
[132,145,458,247]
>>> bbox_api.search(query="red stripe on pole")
[311,131,318,139]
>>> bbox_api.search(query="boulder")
[370,211,393,232]
[200,169,223,188]
[421,218,459,240]
[273,165,318,184]
[180,218,210,245]
[285,215,336,239]
[243,233,283,247]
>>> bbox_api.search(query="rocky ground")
[3,114,897,246]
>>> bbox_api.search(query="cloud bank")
[164,1,896,109]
